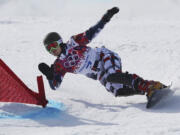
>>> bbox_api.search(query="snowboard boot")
[145,81,167,99]
[133,76,167,99]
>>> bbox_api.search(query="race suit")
[49,18,124,96]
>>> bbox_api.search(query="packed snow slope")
[1,0,180,135]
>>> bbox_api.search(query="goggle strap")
[45,39,63,47]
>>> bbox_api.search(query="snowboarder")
[38,7,166,103]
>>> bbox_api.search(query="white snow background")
[1,0,180,135]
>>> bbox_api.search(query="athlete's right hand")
[38,63,54,80]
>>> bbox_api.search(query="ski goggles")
[45,39,63,54]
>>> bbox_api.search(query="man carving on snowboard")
[38,7,167,106]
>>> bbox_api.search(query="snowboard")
[146,85,172,109]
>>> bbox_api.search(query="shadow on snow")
[0,100,117,127]
[71,87,180,113]
[0,87,180,127]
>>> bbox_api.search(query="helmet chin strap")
[58,43,67,56]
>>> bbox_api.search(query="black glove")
[38,63,54,80]
[102,7,119,23]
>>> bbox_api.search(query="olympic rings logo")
[64,51,79,68]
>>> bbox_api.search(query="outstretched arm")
[86,7,119,41]
[72,7,119,46]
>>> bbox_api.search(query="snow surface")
[1,0,180,135]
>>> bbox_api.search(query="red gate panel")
[0,59,48,107]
